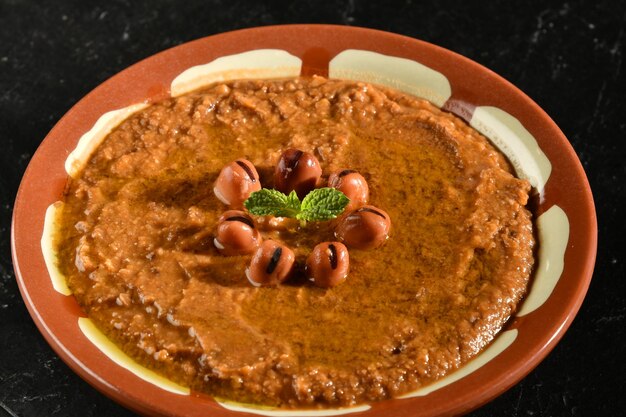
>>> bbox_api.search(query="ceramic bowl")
[11,25,597,417]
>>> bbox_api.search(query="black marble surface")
[1,1,624,416]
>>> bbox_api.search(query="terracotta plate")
[11,25,597,417]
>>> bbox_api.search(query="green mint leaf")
[244,189,301,217]
[244,189,287,215]
[275,190,302,217]
[283,190,301,213]
[297,188,350,221]
[244,188,349,221]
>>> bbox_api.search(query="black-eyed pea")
[214,210,262,255]
[306,242,350,288]
[214,159,261,207]
[274,149,322,198]
[246,240,295,286]
[328,169,369,209]
[335,205,391,249]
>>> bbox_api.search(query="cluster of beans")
[212,149,391,288]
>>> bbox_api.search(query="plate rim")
[11,24,598,417]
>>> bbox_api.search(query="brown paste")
[55,76,535,408]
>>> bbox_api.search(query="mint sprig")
[242,189,301,217]
[244,188,349,222]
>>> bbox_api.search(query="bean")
[246,240,295,286]
[214,210,262,255]
[335,205,391,249]
[328,169,369,209]
[274,149,322,198]
[306,242,350,288]
[214,159,261,207]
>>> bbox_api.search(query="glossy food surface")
[53,77,533,407]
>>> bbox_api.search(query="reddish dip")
[54,76,534,408]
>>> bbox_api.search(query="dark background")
[1,1,623,416]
